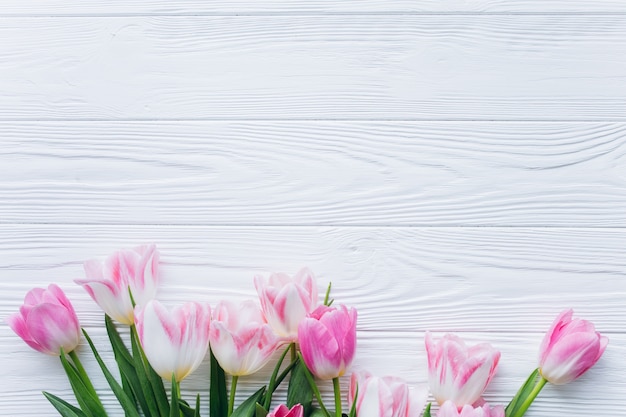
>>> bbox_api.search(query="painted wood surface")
[2,16,626,121]
[1,2,624,417]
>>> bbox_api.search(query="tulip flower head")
[298,304,357,380]
[349,371,428,417]
[76,244,159,325]
[437,401,504,417]
[267,404,304,417]
[210,300,282,376]
[135,300,211,381]
[538,309,608,385]
[6,284,81,356]
[255,268,318,340]
[425,332,500,408]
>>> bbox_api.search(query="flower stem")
[228,375,239,416]
[68,350,98,396]
[512,376,547,417]
[264,343,292,410]
[333,377,342,417]
[291,342,297,363]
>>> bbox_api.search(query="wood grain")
[2,121,626,227]
[1,16,626,121]
[2,1,626,15]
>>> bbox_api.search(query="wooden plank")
[1,1,626,15]
[1,16,625,120]
[1,225,623,333]
[1,328,623,416]
[2,121,626,226]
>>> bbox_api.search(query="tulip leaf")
[255,403,268,417]
[231,387,266,417]
[287,359,313,416]
[82,329,141,417]
[59,349,106,417]
[130,327,166,417]
[423,403,432,417]
[310,409,328,417]
[196,394,201,417]
[169,375,180,417]
[505,368,540,417]
[210,348,228,417]
[43,391,89,417]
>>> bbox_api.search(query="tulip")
[134,300,210,381]
[255,268,318,339]
[6,284,81,355]
[267,404,304,417]
[298,304,357,380]
[210,300,282,376]
[425,332,500,408]
[76,244,159,325]
[538,309,608,385]
[348,371,428,417]
[437,401,504,417]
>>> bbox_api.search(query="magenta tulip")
[6,284,81,355]
[255,268,318,340]
[76,244,159,325]
[348,371,428,417]
[425,332,500,408]
[437,401,504,417]
[135,300,210,381]
[538,309,608,385]
[210,300,282,376]
[298,304,357,380]
[267,404,304,417]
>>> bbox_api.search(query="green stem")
[264,344,293,410]
[228,375,239,416]
[68,350,99,397]
[512,377,547,417]
[333,378,342,417]
[291,343,297,363]
[297,352,331,417]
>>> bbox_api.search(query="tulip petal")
[27,304,81,355]
[299,318,341,380]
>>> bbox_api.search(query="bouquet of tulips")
[7,245,608,417]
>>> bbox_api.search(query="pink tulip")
[348,371,428,417]
[210,300,282,376]
[255,268,318,340]
[135,300,210,381]
[298,304,357,380]
[437,401,504,417]
[6,284,81,355]
[538,309,608,385]
[425,332,500,408]
[267,404,304,417]
[75,244,159,325]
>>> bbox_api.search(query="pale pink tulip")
[135,300,210,381]
[6,284,81,355]
[437,401,504,417]
[298,304,357,380]
[348,371,428,417]
[425,332,500,408]
[538,309,608,385]
[210,300,282,376]
[75,244,159,325]
[267,404,304,417]
[255,268,318,339]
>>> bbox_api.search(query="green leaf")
[505,369,540,417]
[310,409,328,417]
[170,375,180,417]
[130,327,164,417]
[43,392,89,417]
[231,387,266,417]
[255,403,268,417]
[82,329,141,417]
[287,360,313,416]
[423,403,432,417]
[210,348,228,417]
[195,395,201,417]
[59,349,106,417]
[347,384,357,417]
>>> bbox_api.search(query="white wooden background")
[1,1,625,416]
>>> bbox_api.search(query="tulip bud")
[6,284,81,356]
[76,244,159,325]
[135,300,211,381]
[255,268,318,340]
[425,332,500,408]
[298,304,357,380]
[210,300,281,376]
[538,309,608,385]
[267,404,304,417]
